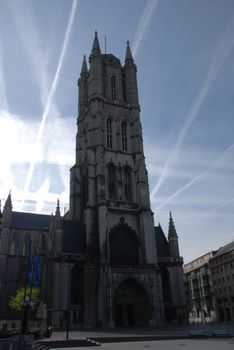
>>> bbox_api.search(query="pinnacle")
[81,55,88,74]
[92,30,101,53]
[125,40,134,62]
[5,190,12,209]
[168,211,177,238]
[55,198,61,217]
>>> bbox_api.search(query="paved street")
[38,324,234,349]
[50,339,234,350]
[47,323,234,340]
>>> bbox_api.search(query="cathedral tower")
[69,32,163,326]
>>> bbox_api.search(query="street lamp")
[66,255,72,340]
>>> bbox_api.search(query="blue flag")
[34,255,40,287]
[27,242,33,286]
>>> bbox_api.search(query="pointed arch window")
[123,165,132,201]
[110,227,139,266]
[121,121,127,151]
[107,118,112,149]
[11,233,20,255]
[111,76,116,100]
[108,163,116,199]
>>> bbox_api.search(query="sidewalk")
[46,323,234,342]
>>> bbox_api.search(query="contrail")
[154,173,202,212]
[19,0,78,211]
[7,0,51,108]
[202,198,234,218]
[150,16,234,201]
[154,144,234,212]
[132,0,160,58]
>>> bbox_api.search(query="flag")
[34,255,40,287]
[27,242,33,286]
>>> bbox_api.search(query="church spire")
[125,40,134,62]
[81,55,88,75]
[54,198,62,229]
[123,40,139,106]
[168,212,180,258]
[4,191,12,211]
[55,198,61,218]
[168,211,177,239]
[92,30,101,54]
[2,191,12,225]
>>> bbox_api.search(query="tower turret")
[88,31,103,99]
[78,55,88,116]
[49,199,63,257]
[54,198,62,228]
[168,212,180,258]
[123,41,139,106]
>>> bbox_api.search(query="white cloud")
[0,110,73,212]
[9,0,78,211]
[0,45,8,111]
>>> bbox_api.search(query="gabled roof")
[213,240,234,258]
[154,225,169,257]
[62,219,86,254]
[11,212,51,230]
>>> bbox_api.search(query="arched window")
[11,233,20,255]
[108,163,116,199]
[107,118,112,149]
[70,263,84,323]
[110,228,139,266]
[111,76,116,100]
[123,166,132,201]
[121,121,127,151]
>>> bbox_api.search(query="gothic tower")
[69,32,163,326]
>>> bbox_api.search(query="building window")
[123,166,132,201]
[111,76,116,100]
[11,234,20,255]
[109,227,139,266]
[108,163,116,199]
[121,121,127,151]
[107,118,112,148]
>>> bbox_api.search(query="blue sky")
[0,0,234,263]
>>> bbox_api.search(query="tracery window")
[111,76,116,100]
[107,118,112,149]
[108,163,116,199]
[121,121,127,151]
[110,227,139,266]
[11,233,20,255]
[123,166,132,201]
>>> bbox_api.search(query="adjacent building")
[184,251,217,324]
[184,241,234,324]
[0,32,186,328]
[210,241,234,322]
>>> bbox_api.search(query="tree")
[9,287,40,311]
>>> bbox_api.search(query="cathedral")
[0,32,185,328]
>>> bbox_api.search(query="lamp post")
[66,255,71,340]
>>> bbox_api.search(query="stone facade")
[0,32,186,328]
[209,241,234,322]
[184,251,217,323]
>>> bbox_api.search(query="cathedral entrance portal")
[113,278,150,326]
